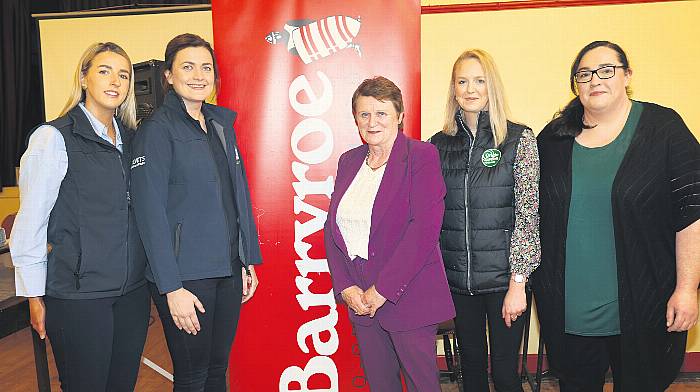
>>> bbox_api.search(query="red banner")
[211,1,421,390]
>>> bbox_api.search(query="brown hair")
[162,33,220,94]
[351,76,404,129]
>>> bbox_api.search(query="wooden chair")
[1,213,16,238]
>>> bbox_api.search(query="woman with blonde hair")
[429,49,540,391]
[10,42,149,391]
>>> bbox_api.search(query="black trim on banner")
[32,4,210,20]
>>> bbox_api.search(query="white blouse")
[336,162,386,260]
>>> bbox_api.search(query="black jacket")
[533,102,700,390]
[430,111,526,295]
[131,91,263,294]
[44,106,146,299]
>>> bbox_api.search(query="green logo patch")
[481,148,501,167]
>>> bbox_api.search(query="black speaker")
[133,59,164,123]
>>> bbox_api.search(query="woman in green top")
[533,41,700,391]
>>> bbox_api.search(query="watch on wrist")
[512,274,525,283]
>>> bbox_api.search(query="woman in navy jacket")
[11,42,149,392]
[130,33,262,391]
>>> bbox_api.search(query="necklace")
[365,150,388,171]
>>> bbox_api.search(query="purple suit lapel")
[371,132,409,236]
[328,132,410,254]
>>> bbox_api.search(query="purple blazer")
[324,132,456,332]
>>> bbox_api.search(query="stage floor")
[2,305,700,391]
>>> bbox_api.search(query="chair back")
[1,213,17,238]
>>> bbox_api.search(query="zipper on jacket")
[115,148,130,295]
[174,223,182,258]
[74,254,83,290]
[202,120,233,270]
[464,114,478,295]
[77,129,132,294]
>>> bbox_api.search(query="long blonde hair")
[441,49,511,147]
[59,42,137,130]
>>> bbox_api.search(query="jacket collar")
[371,131,409,234]
[162,89,237,127]
[163,89,200,123]
[329,131,410,248]
[66,105,128,149]
[455,109,490,136]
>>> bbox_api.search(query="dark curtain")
[0,0,34,189]
[58,1,210,12]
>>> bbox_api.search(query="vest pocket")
[73,254,83,290]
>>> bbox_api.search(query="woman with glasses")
[532,40,700,391]
[429,49,540,392]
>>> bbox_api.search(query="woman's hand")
[362,285,387,318]
[666,288,699,332]
[166,287,206,335]
[341,286,370,316]
[502,280,527,328]
[242,265,259,304]
[28,297,46,339]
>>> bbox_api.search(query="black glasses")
[574,65,625,83]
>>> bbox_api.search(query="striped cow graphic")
[265,16,362,64]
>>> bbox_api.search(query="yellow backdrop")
[421,0,700,353]
[38,10,213,120]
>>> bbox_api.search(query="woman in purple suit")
[325,76,456,392]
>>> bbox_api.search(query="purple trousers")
[354,322,440,392]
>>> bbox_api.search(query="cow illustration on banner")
[265,15,362,64]
[211,1,421,390]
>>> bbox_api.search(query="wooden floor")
[0,305,172,392]
[2,306,700,391]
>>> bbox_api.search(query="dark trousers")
[452,291,526,392]
[557,334,622,392]
[150,271,242,392]
[44,284,150,392]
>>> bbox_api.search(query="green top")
[565,101,643,336]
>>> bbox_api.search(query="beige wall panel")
[422,0,700,353]
[33,2,699,355]
[421,1,700,140]
[39,11,213,120]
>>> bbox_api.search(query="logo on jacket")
[131,155,145,169]
[481,149,501,168]
[265,16,362,64]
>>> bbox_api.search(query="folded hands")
[341,285,387,318]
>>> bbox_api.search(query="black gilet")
[430,110,526,295]
[43,106,146,299]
